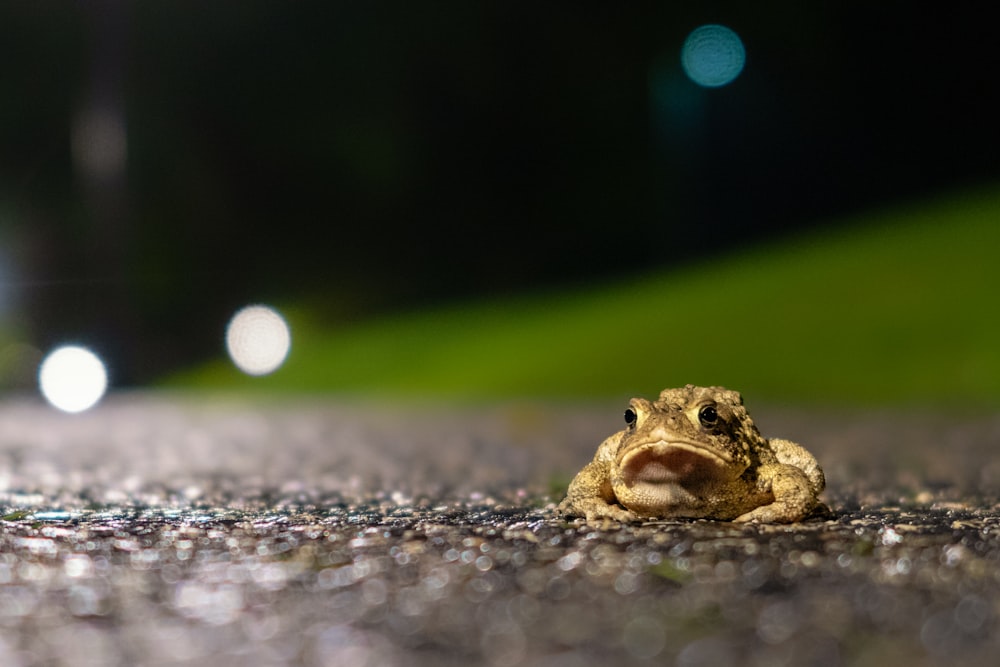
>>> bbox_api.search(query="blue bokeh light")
[680,24,746,88]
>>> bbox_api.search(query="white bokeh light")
[225,305,291,376]
[71,104,127,181]
[38,345,109,413]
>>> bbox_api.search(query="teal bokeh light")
[681,24,746,88]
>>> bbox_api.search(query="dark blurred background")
[1,2,999,386]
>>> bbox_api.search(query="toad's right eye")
[624,408,637,426]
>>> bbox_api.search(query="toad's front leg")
[559,460,637,522]
[733,464,818,523]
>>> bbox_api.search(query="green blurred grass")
[171,184,1000,406]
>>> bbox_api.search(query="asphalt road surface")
[1,393,999,666]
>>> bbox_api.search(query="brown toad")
[559,385,824,523]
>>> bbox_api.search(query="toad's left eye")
[698,405,718,427]
[624,408,637,427]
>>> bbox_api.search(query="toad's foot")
[559,497,637,523]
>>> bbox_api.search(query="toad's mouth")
[619,440,733,487]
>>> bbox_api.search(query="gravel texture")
[1,393,1000,666]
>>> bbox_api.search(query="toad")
[559,385,824,523]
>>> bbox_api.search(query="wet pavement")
[1,393,1000,666]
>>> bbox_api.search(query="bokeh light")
[680,24,746,88]
[0,243,13,316]
[71,104,128,182]
[38,345,109,413]
[225,305,291,376]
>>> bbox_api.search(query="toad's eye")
[698,405,718,427]
[624,408,637,427]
